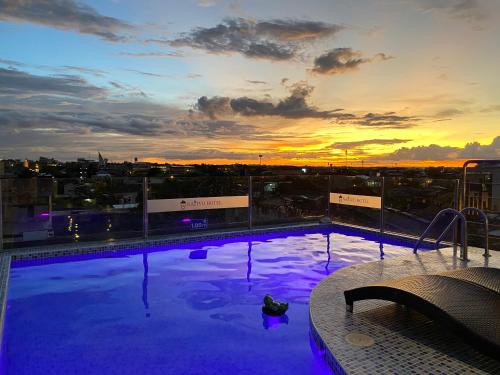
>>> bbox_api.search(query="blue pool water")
[2,228,419,375]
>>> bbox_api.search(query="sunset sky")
[0,0,499,166]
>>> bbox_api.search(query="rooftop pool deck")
[310,246,500,374]
[0,223,497,374]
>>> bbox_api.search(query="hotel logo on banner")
[330,193,381,209]
[148,195,248,213]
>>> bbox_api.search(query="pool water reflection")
[3,228,418,375]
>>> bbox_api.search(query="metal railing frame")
[0,174,496,259]
[434,207,490,258]
[248,176,253,229]
[414,208,468,261]
[461,207,489,257]
[143,177,149,240]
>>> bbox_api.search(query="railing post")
[454,179,460,211]
[0,179,3,251]
[453,179,460,247]
[460,218,468,261]
[380,177,385,235]
[248,176,253,229]
[143,177,149,240]
[327,175,332,218]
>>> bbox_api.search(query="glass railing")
[1,177,144,248]
[463,182,500,250]
[1,178,54,248]
[251,175,328,226]
[329,175,383,231]
[384,177,458,240]
[1,175,499,250]
[148,176,248,236]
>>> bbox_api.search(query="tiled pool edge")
[310,313,347,375]
[0,255,11,349]
[5,223,330,261]
[309,248,500,374]
[4,222,437,262]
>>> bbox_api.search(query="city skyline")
[1,0,500,166]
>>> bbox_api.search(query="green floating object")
[262,294,289,316]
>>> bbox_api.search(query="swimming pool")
[2,228,421,375]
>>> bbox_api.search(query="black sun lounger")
[344,267,500,358]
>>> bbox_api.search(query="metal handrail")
[414,208,468,261]
[435,207,489,257]
[435,215,459,248]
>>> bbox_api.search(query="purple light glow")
[262,313,289,330]
[39,212,50,217]
[181,218,192,223]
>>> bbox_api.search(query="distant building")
[38,157,58,167]
[98,152,108,169]
[77,158,95,165]
[170,165,194,175]
[466,162,500,210]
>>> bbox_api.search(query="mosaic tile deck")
[310,247,500,374]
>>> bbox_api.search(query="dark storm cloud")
[352,112,418,129]
[173,119,258,137]
[0,67,106,97]
[254,19,343,41]
[331,138,412,149]
[170,18,342,60]
[0,108,260,138]
[312,48,366,74]
[165,149,252,161]
[312,48,393,75]
[380,136,500,160]
[196,82,350,119]
[0,109,168,136]
[0,0,132,41]
[196,96,232,119]
[0,65,261,140]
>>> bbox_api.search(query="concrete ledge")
[310,247,500,374]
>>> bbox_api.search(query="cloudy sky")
[0,0,499,166]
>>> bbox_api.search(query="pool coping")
[3,221,440,262]
[309,247,500,374]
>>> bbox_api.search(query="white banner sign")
[148,195,248,213]
[330,193,381,209]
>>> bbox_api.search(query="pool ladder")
[413,207,490,261]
